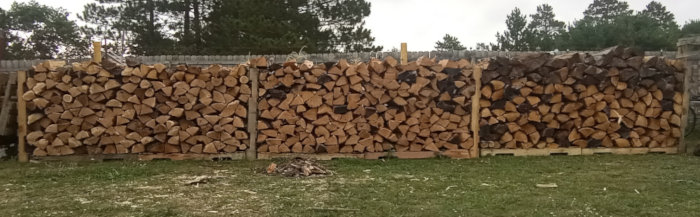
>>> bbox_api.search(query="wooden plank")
[138,153,245,161]
[246,67,259,160]
[257,153,364,160]
[400,43,408,65]
[471,64,482,158]
[649,147,679,154]
[481,148,581,157]
[16,71,27,162]
[581,148,650,155]
[93,42,102,62]
[31,153,245,161]
[393,151,437,159]
[0,72,16,135]
[678,56,692,153]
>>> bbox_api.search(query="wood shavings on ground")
[266,157,332,177]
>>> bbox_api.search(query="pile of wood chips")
[266,157,331,177]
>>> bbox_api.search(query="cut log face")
[479,48,683,149]
[24,61,250,155]
[257,58,475,155]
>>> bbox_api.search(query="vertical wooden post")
[471,64,482,158]
[400,43,408,65]
[0,73,17,134]
[93,42,102,63]
[17,71,27,162]
[677,36,700,153]
[246,67,259,160]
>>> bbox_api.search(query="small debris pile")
[266,157,331,177]
[183,175,223,186]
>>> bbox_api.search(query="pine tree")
[81,0,177,56]
[496,8,529,51]
[3,1,88,59]
[681,20,700,37]
[526,4,565,51]
[434,34,465,51]
[79,3,132,55]
[204,0,324,54]
[583,0,632,23]
[306,0,382,52]
[0,8,8,60]
[475,43,489,51]
[640,1,679,32]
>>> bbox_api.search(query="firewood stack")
[478,46,684,149]
[256,57,476,154]
[23,61,250,156]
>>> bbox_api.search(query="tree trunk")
[184,0,191,43]
[193,0,202,47]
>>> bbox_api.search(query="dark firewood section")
[256,57,476,154]
[23,61,251,156]
[478,46,685,149]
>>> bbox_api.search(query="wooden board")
[0,72,16,135]
[678,57,691,153]
[581,147,677,155]
[246,67,259,160]
[471,64,482,158]
[93,42,102,62]
[391,150,474,159]
[400,43,408,64]
[392,151,438,159]
[481,148,582,156]
[257,152,369,160]
[16,71,27,162]
[31,153,245,162]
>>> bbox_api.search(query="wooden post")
[17,71,27,162]
[0,73,17,134]
[93,42,102,63]
[677,36,700,153]
[400,43,408,65]
[471,64,482,158]
[246,67,259,160]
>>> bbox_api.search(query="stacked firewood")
[23,61,250,156]
[479,46,684,149]
[256,57,476,154]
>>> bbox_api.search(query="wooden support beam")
[471,64,482,158]
[400,43,408,65]
[17,71,27,162]
[0,72,16,135]
[93,42,102,63]
[246,67,259,160]
[677,36,700,153]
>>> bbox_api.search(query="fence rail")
[0,51,676,73]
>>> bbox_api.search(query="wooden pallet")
[257,152,387,160]
[480,148,582,157]
[31,153,246,162]
[581,147,678,155]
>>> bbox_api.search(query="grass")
[1,154,700,217]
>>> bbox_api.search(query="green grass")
[1,155,700,217]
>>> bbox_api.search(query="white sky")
[2,0,698,51]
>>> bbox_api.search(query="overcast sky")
[1,0,697,51]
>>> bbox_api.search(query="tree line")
[0,0,382,60]
[435,0,700,52]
